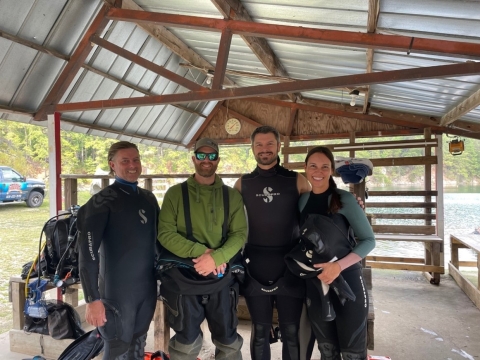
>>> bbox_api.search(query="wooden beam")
[211,0,299,101]
[0,29,69,60]
[116,0,235,87]
[282,138,438,154]
[367,262,444,273]
[106,9,480,59]
[33,4,113,120]
[220,106,263,129]
[0,105,34,117]
[54,61,480,112]
[83,64,206,118]
[90,34,205,91]
[59,117,183,147]
[440,87,480,126]
[285,156,438,170]
[363,0,379,113]
[249,97,480,140]
[211,28,233,90]
[286,108,298,136]
[368,202,437,208]
[367,190,438,196]
[186,101,224,148]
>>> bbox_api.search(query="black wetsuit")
[77,181,160,360]
[241,163,304,360]
[300,189,368,360]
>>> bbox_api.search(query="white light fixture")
[349,89,360,106]
[205,70,214,85]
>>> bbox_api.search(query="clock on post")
[225,118,241,135]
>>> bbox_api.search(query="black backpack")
[22,206,81,288]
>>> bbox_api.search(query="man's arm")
[77,199,108,327]
[297,173,311,194]
[234,177,242,193]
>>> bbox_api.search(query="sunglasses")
[195,152,219,161]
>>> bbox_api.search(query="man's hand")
[85,300,106,327]
[353,193,365,209]
[314,262,341,284]
[193,251,216,276]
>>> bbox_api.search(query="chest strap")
[181,181,229,244]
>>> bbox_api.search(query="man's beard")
[254,152,278,166]
[194,162,218,178]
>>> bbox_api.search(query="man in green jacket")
[158,138,247,360]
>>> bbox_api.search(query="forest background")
[1,119,480,189]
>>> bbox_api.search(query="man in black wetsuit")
[77,141,160,359]
[234,126,311,360]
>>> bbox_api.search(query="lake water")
[363,185,480,263]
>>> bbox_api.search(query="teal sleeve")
[338,189,376,258]
[210,188,247,266]
[157,186,208,258]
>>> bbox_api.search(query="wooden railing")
[60,173,243,209]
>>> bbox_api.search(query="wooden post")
[10,280,25,330]
[283,136,290,166]
[144,178,153,191]
[154,301,170,352]
[450,236,459,269]
[64,178,78,209]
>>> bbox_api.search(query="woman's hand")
[314,262,341,284]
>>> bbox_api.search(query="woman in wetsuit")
[299,146,375,360]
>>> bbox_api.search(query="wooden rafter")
[286,108,298,136]
[54,61,480,113]
[246,97,480,140]
[0,105,34,117]
[83,64,206,118]
[33,4,113,120]
[211,28,233,90]
[186,101,225,148]
[60,118,183,147]
[106,9,480,59]
[210,0,299,102]
[90,34,205,91]
[0,29,69,61]
[220,106,264,129]
[1,29,206,119]
[115,0,235,88]
[362,0,379,113]
[440,88,480,126]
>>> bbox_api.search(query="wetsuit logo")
[139,209,147,224]
[256,187,280,203]
[87,232,95,261]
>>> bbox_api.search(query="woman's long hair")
[305,146,342,213]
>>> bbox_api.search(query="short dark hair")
[107,141,139,176]
[250,125,281,144]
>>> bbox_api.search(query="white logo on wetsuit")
[139,209,147,224]
[256,187,280,203]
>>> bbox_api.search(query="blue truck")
[0,166,46,207]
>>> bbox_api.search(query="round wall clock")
[225,118,241,135]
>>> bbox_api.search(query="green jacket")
[158,174,247,266]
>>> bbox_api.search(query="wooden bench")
[365,190,445,285]
[8,276,170,359]
[449,234,480,309]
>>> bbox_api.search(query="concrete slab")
[2,269,479,359]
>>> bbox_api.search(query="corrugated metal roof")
[0,0,479,148]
